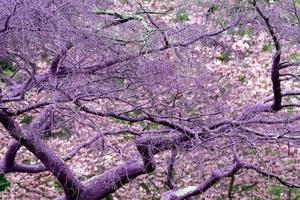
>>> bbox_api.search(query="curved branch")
[0,108,84,199]
[161,161,300,200]
[161,161,242,200]
[79,160,146,200]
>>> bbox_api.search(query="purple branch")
[162,161,242,200]
[252,0,282,111]
[0,108,83,199]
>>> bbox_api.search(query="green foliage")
[21,115,33,125]
[238,75,247,84]
[217,52,231,63]
[122,134,133,141]
[104,194,114,200]
[290,53,298,61]
[140,182,151,194]
[206,5,220,16]
[285,96,295,115]
[238,28,254,37]
[287,107,294,116]
[21,159,31,164]
[267,185,284,200]
[296,0,300,7]
[113,77,125,87]
[0,59,17,79]
[286,95,292,102]
[149,123,159,130]
[264,147,271,156]
[248,148,257,155]
[128,110,142,117]
[0,176,11,192]
[239,184,256,193]
[139,121,146,129]
[290,188,300,199]
[139,121,159,130]
[55,128,71,139]
[113,118,130,125]
[53,181,64,193]
[262,43,273,52]
[3,69,15,77]
[176,9,189,23]
[0,59,15,72]
[286,159,294,165]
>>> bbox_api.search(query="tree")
[1,0,300,199]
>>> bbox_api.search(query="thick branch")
[49,42,72,87]
[81,160,146,200]
[0,2,18,34]
[252,0,282,111]
[0,108,83,199]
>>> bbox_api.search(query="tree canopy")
[1,0,300,199]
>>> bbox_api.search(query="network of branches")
[1,0,300,199]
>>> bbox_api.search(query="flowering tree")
[1,0,300,199]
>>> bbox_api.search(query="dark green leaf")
[21,115,33,125]
[0,59,15,72]
[217,52,230,63]
[238,75,247,84]
[0,176,11,192]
